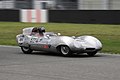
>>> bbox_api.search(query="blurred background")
[0,0,120,10]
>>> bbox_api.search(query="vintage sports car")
[16,27,102,56]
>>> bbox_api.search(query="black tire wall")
[0,9,120,24]
[0,9,20,22]
[49,10,120,24]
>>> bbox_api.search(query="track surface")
[0,46,120,80]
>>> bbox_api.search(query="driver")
[31,27,38,35]
[38,27,45,36]
[31,27,45,37]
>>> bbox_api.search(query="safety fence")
[0,9,120,24]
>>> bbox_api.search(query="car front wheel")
[60,46,72,56]
[21,47,33,54]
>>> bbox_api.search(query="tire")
[21,46,33,54]
[60,46,72,57]
[87,51,97,57]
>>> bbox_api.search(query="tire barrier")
[49,10,120,24]
[0,9,120,24]
[0,9,20,22]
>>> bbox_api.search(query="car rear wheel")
[21,46,33,54]
[60,46,72,56]
[87,51,97,57]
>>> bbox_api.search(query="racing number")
[30,37,43,43]
[30,38,38,43]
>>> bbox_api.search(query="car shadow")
[19,51,103,58]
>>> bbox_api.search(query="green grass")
[0,22,120,54]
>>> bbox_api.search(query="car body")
[16,27,102,56]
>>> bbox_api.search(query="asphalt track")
[0,45,120,80]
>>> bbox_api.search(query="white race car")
[16,27,102,57]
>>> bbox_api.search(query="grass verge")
[0,22,120,54]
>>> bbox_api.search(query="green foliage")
[0,22,120,54]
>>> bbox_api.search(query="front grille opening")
[86,48,95,50]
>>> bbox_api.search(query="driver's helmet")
[38,27,45,34]
[32,27,38,32]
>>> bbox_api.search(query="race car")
[16,27,102,57]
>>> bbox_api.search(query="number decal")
[18,37,24,43]
[30,37,43,43]
[30,38,38,43]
